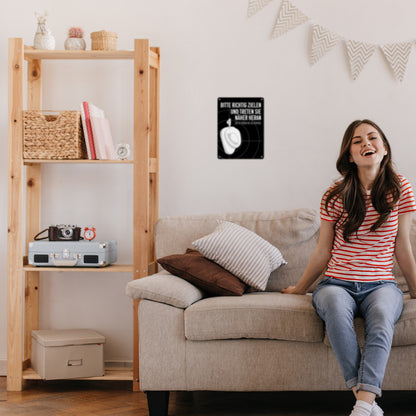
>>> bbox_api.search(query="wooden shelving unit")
[7,38,160,391]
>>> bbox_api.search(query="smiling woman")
[282,118,416,416]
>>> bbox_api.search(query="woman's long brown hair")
[325,119,401,242]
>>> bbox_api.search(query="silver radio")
[28,240,117,267]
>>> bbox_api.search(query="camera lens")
[61,227,73,238]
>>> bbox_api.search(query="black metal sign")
[217,97,264,159]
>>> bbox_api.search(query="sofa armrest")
[139,300,187,390]
[125,271,204,308]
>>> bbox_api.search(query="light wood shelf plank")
[24,47,160,68]
[23,366,133,381]
[25,49,134,60]
[23,264,135,273]
[24,159,134,165]
[24,158,159,172]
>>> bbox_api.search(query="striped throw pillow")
[192,221,287,291]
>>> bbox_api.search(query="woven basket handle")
[40,110,61,114]
[33,110,70,122]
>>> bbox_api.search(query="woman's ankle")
[356,389,376,404]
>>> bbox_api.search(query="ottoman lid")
[31,329,105,347]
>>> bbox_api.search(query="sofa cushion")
[156,209,320,292]
[184,292,324,343]
[157,249,246,296]
[323,296,416,348]
[192,221,287,291]
[125,271,204,309]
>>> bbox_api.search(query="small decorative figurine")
[65,27,86,50]
[33,11,55,50]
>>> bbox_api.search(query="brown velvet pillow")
[157,249,246,296]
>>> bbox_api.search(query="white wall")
[2,0,416,370]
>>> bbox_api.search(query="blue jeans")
[312,276,403,397]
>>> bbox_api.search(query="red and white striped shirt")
[320,174,416,282]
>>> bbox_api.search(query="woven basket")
[23,111,87,160]
[90,30,118,51]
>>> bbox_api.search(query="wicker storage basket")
[23,111,87,160]
[90,30,118,51]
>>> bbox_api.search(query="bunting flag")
[271,0,308,39]
[310,24,341,65]
[247,0,275,18]
[380,42,412,82]
[249,0,416,81]
[346,40,377,80]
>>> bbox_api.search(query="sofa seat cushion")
[323,297,416,348]
[184,292,324,343]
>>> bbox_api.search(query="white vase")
[64,37,86,51]
[34,33,56,50]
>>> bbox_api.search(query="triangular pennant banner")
[380,42,412,82]
[310,24,341,65]
[271,0,308,39]
[247,0,275,18]
[346,40,376,80]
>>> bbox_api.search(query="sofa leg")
[146,391,170,416]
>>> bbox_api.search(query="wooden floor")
[1,377,416,415]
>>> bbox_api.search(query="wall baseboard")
[0,360,6,376]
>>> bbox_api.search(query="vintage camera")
[48,225,81,241]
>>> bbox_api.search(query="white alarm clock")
[116,143,131,160]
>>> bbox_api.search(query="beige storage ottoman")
[31,329,105,380]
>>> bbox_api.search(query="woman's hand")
[280,220,334,296]
[281,286,307,295]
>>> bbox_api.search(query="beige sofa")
[126,208,416,416]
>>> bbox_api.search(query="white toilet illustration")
[220,118,242,155]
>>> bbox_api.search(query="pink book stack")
[80,101,117,160]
